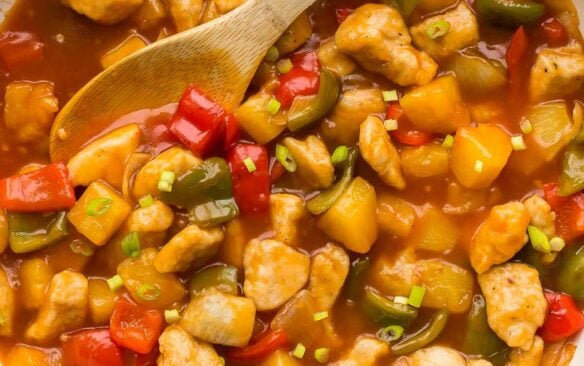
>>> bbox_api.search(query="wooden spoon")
[48,0,315,162]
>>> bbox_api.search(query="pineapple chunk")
[18,258,54,310]
[270,194,305,246]
[0,208,6,254]
[400,144,450,179]
[217,217,247,270]
[407,204,460,252]
[88,278,117,325]
[317,40,356,77]
[101,35,147,68]
[5,345,50,366]
[237,90,287,144]
[0,266,15,337]
[262,350,303,366]
[376,192,416,238]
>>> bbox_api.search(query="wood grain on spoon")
[48,0,316,163]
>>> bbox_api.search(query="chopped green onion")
[277,58,293,74]
[275,144,297,172]
[164,309,180,324]
[292,343,306,359]
[265,46,279,62]
[442,134,454,149]
[158,171,176,193]
[393,296,409,305]
[377,325,405,343]
[314,348,330,363]
[382,90,399,102]
[86,197,113,216]
[313,311,329,321]
[550,236,566,252]
[136,284,161,301]
[528,225,551,253]
[107,275,123,292]
[69,240,93,257]
[138,194,155,208]
[474,160,484,173]
[408,285,426,308]
[520,119,534,134]
[267,98,281,115]
[331,146,349,165]
[121,231,141,258]
[384,119,398,131]
[0,312,5,326]
[426,20,451,39]
[243,157,257,173]
[511,135,527,151]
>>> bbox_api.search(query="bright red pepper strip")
[543,183,584,242]
[541,18,568,47]
[506,26,529,99]
[0,31,44,71]
[227,329,289,361]
[227,143,270,215]
[539,290,584,342]
[62,328,124,366]
[275,52,320,109]
[109,297,163,355]
[386,102,434,146]
[0,163,76,213]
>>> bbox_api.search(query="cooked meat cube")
[329,335,389,366]
[158,324,223,366]
[308,243,350,310]
[61,0,145,24]
[282,135,334,190]
[507,336,544,366]
[0,266,15,337]
[523,194,556,237]
[163,0,204,31]
[270,193,305,246]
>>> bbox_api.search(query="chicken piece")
[507,336,544,366]
[392,346,493,366]
[158,325,223,366]
[308,244,350,310]
[0,266,14,337]
[470,202,530,274]
[410,3,479,59]
[243,239,310,311]
[67,124,141,190]
[359,116,406,190]
[541,339,577,366]
[132,146,201,199]
[282,135,334,190]
[523,195,556,238]
[61,0,144,24]
[163,0,203,31]
[25,271,88,343]
[317,40,356,77]
[321,88,386,146]
[335,4,437,86]
[478,263,547,350]
[180,288,256,347]
[329,335,390,366]
[4,81,58,144]
[126,200,174,233]
[275,12,312,55]
[0,209,7,254]
[154,224,224,273]
[270,194,305,246]
[529,43,584,103]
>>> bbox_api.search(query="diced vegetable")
[362,288,418,327]
[18,258,54,310]
[227,143,270,214]
[314,347,330,363]
[388,103,435,147]
[88,278,117,325]
[101,35,147,68]
[62,328,124,366]
[0,163,75,213]
[539,291,584,342]
[236,90,287,144]
[68,181,131,246]
[400,144,449,179]
[407,205,459,252]
[5,345,51,366]
[282,135,334,190]
[0,31,44,70]
[0,267,14,337]
[274,52,320,109]
[344,257,371,300]
[558,133,584,196]
[275,12,312,55]
[557,244,584,300]
[541,17,569,47]
[189,264,238,296]
[544,185,584,241]
[462,294,506,359]
[416,260,473,313]
[7,211,68,253]
[317,177,378,254]
[217,217,246,269]
[228,329,289,361]
[376,193,416,238]
[443,179,489,215]
[476,0,545,27]
[317,40,356,77]
[110,297,163,354]
[529,225,551,253]
[390,309,449,355]
[450,124,512,189]
[448,50,507,96]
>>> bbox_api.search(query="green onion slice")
[382,90,399,102]
[550,236,566,252]
[426,20,451,39]
[164,309,180,324]
[243,157,257,173]
[520,119,534,134]
[107,275,123,292]
[408,285,426,308]
[442,134,454,149]
[0,312,6,326]
[474,160,484,173]
[511,135,527,151]
[265,46,279,62]
[377,325,405,343]
[138,194,155,208]
[313,311,329,321]
[267,98,282,115]
[314,348,330,363]
[394,296,409,305]
[384,119,398,132]
[331,146,349,165]
[158,171,176,193]
[121,231,141,258]
[528,225,551,253]
[292,343,306,359]
[86,197,113,216]
[69,240,94,257]
[136,284,161,301]
[277,59,293,74]
[276,144,297,172]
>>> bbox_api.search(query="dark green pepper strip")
[362,288,418,328]
[344,257,371,300]
[558,142,584,196]
[462,295,507,360]
[476,0,545,27]
[189,264,239,296]
[306,148,358,215]
[390,308,449,356]
[557,244,584,301]
[8,211,68,253]
[286,69,340,132]
[159,157,239,226]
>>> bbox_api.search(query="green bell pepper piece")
[463,295,507,362]
[306,148,358,215]
[344,257,371,300]
[557,244,584,301]
[362,288,418,328]
[159,157,239,227]
[8,211,68,253]
[286,69,340,132]
[558,141,584,196]
[189,264,239,296]
[390,308,449,356]
[476,0,545,27]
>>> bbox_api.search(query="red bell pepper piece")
[336,8,354,24]
[275,52,320,109]
[224,112,240,150]
[109,297,163,355]
[386,102,434,146]
[0,31,44,71]
[543,183,584,241]
[62,328,124,366]
[539,291,584,342]
[227,329,289,361]
[227,143,270,215]
[269,160,286,184]
[506,26,529,99]
[0,163,76,213]
[541,18,568,47]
